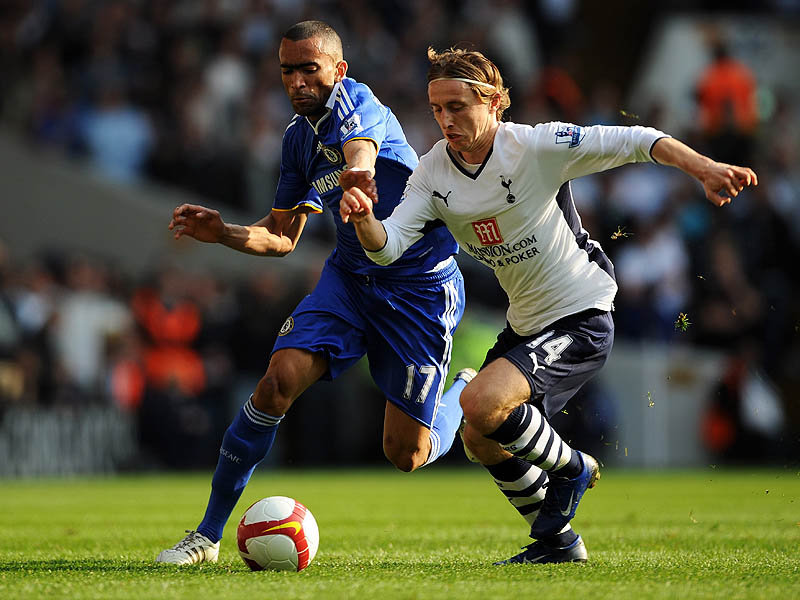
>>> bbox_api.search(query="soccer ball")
[237,496,319,572]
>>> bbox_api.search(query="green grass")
[1,468,799,599]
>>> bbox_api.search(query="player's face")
[279,37,346,119]
[428,80,499,161]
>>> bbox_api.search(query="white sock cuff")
[422,429,442,467]
[243,395,284,428]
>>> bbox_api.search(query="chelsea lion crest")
[278,316,294,336]
[316,141,342,164]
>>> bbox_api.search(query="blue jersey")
[274,77,458,276]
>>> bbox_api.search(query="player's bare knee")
[460,384,515,435]
[389,451,426,473]
[459,385,480,421]
[460,387,496,434]
[462,424,483,454]
[252,373,292,416]
[383,437,426,472]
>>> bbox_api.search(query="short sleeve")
[272,122,322,213]
[332,82,388,151]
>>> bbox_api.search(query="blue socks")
[423,375,467,466]
[197,374,467,541]
[196,396,283,543]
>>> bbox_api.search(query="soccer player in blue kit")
[156,21,469,565]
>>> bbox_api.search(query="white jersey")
[366,121,669,335]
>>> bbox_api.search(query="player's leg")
[461,310,612,545]
[156,348,326,565]
[366,263,466,470]
[382,401,432,472]
[157,264,369,564]
[460,372,584,564]
[382,367,474,471]
[462,367,596,547]
[461,430,549,527]
[195,348,327,541]
[462,357,585,477]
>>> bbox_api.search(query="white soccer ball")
[237,496,319,572]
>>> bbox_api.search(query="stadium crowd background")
[0,0,798,472]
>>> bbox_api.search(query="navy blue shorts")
[272,257,465,428]
[481,309,614,419]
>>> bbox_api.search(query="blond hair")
[427,47,511,120]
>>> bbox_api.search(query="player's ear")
[488,92,501,115]
[334,60,348,83]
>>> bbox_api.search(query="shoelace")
[174,530,202,551]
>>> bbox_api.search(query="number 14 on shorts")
[526,331,573,373]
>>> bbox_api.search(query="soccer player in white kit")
[340,47,757,564]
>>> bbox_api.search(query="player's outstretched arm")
[168,204,306,257]
[651,137,758,206]
[340,187,387,251]
[339,138,379,203]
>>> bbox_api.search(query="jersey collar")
[305,81,342,134]
[446,143,494,180]
[325,81,343,110]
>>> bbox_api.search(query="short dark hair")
[282,20,343,62]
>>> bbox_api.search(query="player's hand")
[340,187,374,224]
[168,204,226,243]
[698,162,758,207]
[339,168,378,203]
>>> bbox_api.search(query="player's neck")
[306,109,327,123]
[458,122,499,165]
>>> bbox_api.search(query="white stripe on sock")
[539,432,564,470]
[555,444,573,470]
[493,464,544,492]
[243,396,283,427]
[423,429,442,467]
[508,494,546,509]
[505,406,542,453]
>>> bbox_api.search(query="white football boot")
[452,368,480,463]
[156,530,220,565]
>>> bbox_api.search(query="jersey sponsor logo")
[311,167,346,196]
[464,233,540,269]
[499,175,515,203]
[339,113,362,136]
[432,190,452,206]
[471,218,504,245]
[278,316,294,336]
[555,125,585,148]
[316,141,343,164]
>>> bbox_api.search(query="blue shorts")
[272,257,465,428]
[482,309,614,419]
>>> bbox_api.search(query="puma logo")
[528,351,546,375]
[432,190,452,206]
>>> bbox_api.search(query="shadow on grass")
[0,557,490,576]
[0,559,237,574]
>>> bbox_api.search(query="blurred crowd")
[0,0,798,465]
[0,247,389,467]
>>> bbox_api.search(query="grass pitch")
[1,468,798,599]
